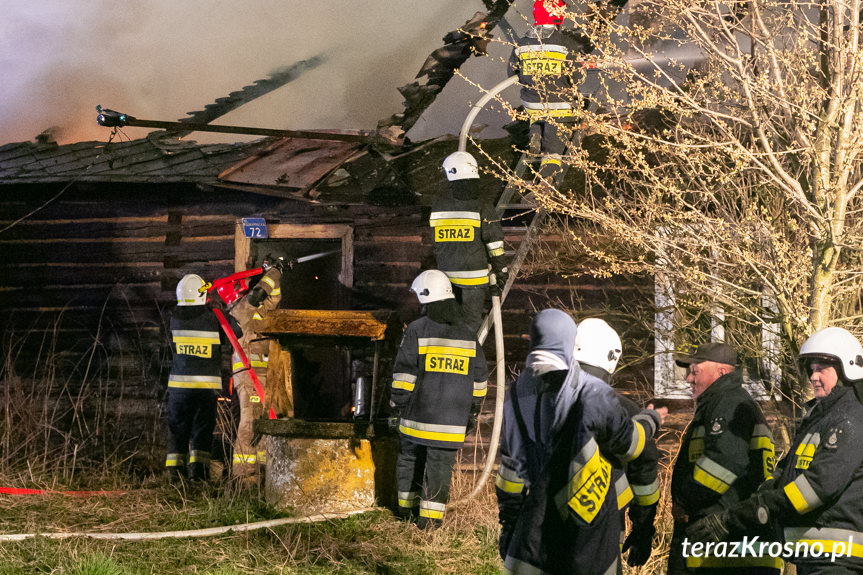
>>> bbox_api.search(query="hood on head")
[529,309,577,365]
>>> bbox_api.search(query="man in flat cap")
[668,342,778,574]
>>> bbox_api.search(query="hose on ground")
[0,507,378,542]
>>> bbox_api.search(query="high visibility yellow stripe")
[271,288,281,296]
[617,486,633,510]
[635,489,660,506]
[623,421,646,461]
[495,475,525,494]
[488,247,505,257]
[430,218,481,227]
[173,336,220,345]
[392,380,415,391]
[168,379,222,389]
[784,475,823,513]
[165,453,186,467]
[189,450,210,464]
[750,436,773,450]
[399,498,419,508]
[447,275,489,286]
[257,451,266,464]
[420,500,446,519]
[473,380,488,397]
[418,345,476,357]
[786,527,863,558]
[540,157,563,167]
[693,466,731,494]
[262,276,276,288]
[233,453,257,464]
[399,424,465,444]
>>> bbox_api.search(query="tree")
[477,0,863,401]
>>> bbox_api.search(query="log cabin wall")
[0,140,660,470]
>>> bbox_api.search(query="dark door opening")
[249,238,346,310]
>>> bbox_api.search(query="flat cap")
[675,342,738,367]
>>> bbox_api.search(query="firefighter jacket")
[229,267,281,378]
[671,370,775,517]
[430,182,505,289]
[612,387,661,514]
[168,304,240,391]
[758,385,863,570]
[390,314,488,449]
[507,26,593,120]
[498,358,661,575]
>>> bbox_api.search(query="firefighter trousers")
[396,436,458,529]
[453,285,487,334]
[232,369,265,481]
[166,388,217,481]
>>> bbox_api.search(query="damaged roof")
[0,132,267,185]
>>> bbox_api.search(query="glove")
[623,504,657,566]
[490,265,508,297]
[388,415,400,432]
[686,508,730,543]
[623,523,656,566]
[466,404,481,435]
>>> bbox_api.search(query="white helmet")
[574,318,623,374]
[176,274,207,306]
[410,270,455,304]
[798,326,863,383]
[442,151,479,181]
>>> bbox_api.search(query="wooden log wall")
[0,172,659,469]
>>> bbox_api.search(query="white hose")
[458,75,520,152]
[454,294,506,504]
[451,77,520,504]
[0,507,377,542]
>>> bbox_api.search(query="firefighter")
[166,273,241,482]
[227,258,286,486]
[669,342,779,574]
[495,308,665,575]
[689,327,863,575]
[508,0,594,181]
[573,318,661,569]
[430,150,508,333]
[390,269,489,529]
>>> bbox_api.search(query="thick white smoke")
[0,0,484,145]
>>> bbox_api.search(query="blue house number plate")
[242,218,268,238]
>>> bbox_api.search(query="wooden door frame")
[234,222,354,289]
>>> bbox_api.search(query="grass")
[0,472,503,575]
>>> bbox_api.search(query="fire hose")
[0,507,377,542]
[212,308,276,420]
[450,79,520,505]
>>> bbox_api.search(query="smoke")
[0,0,483,145]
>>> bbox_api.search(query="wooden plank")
[259,309,393,340]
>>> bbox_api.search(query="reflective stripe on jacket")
[390,316,488,449]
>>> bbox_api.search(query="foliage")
[478,0,863,401]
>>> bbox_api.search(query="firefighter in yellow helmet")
[166,273,240,482]
[227,258,287,487]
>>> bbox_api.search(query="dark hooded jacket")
[496,309,660,575]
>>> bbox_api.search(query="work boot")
[417,516,443,531]
[395,506,418,524]
[165,466,187,484]
[188,462,210,483]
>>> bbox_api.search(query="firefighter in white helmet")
[390,269,488,528]
[227,257,287,488]
[430,151,507,333]
[165,274,241,482]
[689,327,863,574]
[574,318,661,569]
